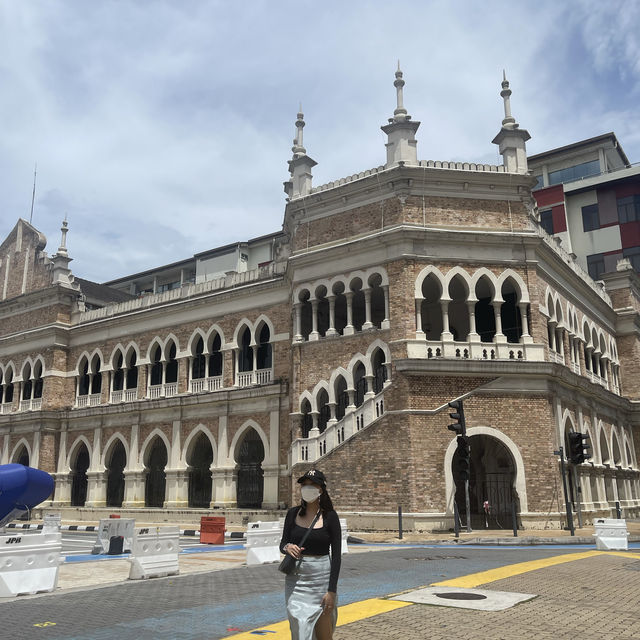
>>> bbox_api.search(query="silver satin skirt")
[285,555,337,640]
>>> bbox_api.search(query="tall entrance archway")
[453,434,517,529]
[106,440,126,508]
[236,429,264,508]
[14,444,29,467]
[145,437,167,508]
[188,433,214,508]
[70,444,90,507]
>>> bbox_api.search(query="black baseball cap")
[297,469,327,487]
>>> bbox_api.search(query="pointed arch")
[311,380,330,413]
[206,324,226,350]
[10,438,32,464]
[328,367,351,402]
[496,269,530,303]
[415,265,446,298]
[146,336,165,363]
[470,268,497,302]
[139,428,172,467]
[443,266,472,296]
[443,425,528,514]
[182,424,217,467]
[229,419,270,464]
[67,435,93,472]
[232,317,254,348]
[102,433,130,470]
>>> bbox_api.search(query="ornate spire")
[292,104,306,157]
[284,106,317,199]
[492,71,530,174]
[381,63,420,167]
[500,70,517,129]
[57,216,69,256]
[392,61,408,122]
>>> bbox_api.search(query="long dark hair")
[299,489,334,516]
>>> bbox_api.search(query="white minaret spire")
[492,71,530,174]
[57,216,69,256]
[381,63,420,167]
[284,106,317,199]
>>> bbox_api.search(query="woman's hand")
[321,591,336,615]
[285,543,304,559]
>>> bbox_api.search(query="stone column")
[415,298,424,336]
[293,303,304,342]
[178,357,189,394]
[309,299,320,340]
[382,285,390,329]
[327,402,337,424]
[493,302,506,342]
[467,301,479,341]
[519,303,532,342]
[365,374,375,397]
[164,469,189,508]
[122,471,145,508]
[440,300,453,340]
[262,464,280,509]
[85,471,107,507]
[326,296,338,336]
[344,292,355,335]
[363,288,374,330]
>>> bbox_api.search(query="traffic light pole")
[555,446,575,536]
[572,464,583,528]
[464,475,471,533]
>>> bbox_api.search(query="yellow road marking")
[222,598,411,639]
[431,550,640,588]
[225,550,640,637]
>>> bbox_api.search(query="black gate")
[236,430,264,508]
[106,441,126,508]
[145,438,167,508]
[188,434,214,508]
[70,446,90,507]
[477,474,514,529]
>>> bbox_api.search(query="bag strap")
[297,509,322,548]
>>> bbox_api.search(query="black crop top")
[279,507,342,593]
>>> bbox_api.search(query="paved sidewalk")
[333,551,640,640]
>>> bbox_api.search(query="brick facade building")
[1,70,639,530]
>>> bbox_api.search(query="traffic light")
[568,431,591,464]
[448,400,466,436]
[456,435,471,481]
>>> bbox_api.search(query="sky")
[1,1,639,283]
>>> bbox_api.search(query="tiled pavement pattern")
[334,553,640,640]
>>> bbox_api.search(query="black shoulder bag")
[278,510,321,575]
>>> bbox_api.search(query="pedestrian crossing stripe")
[222,598,412,639]
[431,550,640,588]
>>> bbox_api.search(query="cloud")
[1,1,638,283]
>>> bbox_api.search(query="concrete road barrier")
[594,518,629,551]
[128,526,180,580]
[0,531,61,597]
[246,521,282,566]
[92,518,135,555]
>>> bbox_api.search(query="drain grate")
[435,592,487,601]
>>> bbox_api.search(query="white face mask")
[301,485,321,503]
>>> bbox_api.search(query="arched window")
[22,363,33,401]
[350,279,365,332]
[78,358,90,396]
[256,325,272,370]
[372,349,387,394]
[299,290,312,340]
[354,362,366,408]
[14,444,29,466]
[165,342,178,385]
[33,361,43,400]
[315,286,330,338]
[209,334,223,377]
[448,275,469,341]
[301,399,313,438]
[368,273,386,329]
[238,327,253,372]
[317,389,330,434]
[112,352,125,392]
[125,350,139,396]
[334,376,348,421]
[475,277,496,342]
[150,346,163,386]
[1,368,15,408]
[501,279,522,343]
[90,355,102,394]
[192,337,206,380]
[421,273,443,339]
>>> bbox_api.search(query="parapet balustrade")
[18,398,42,412]
[235,368,273,387]
[148,382,178,400]
[75,393,102,408]
[408,339,544,362]
[0,403,12,414]
[189,376,223,393]
[291,389,386,464]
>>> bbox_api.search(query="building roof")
[528,132,630,166]
[75,278,136,304]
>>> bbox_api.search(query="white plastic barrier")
[92,518,135,555]
[246,521,282,566]
[43,513,61,532]
[0,531,61,597]
[594,518,629,551]
[339,518,349,554]
[128,526,180,580]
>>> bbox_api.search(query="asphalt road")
[0,545,591,640]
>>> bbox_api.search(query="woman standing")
[279,469,342,640]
